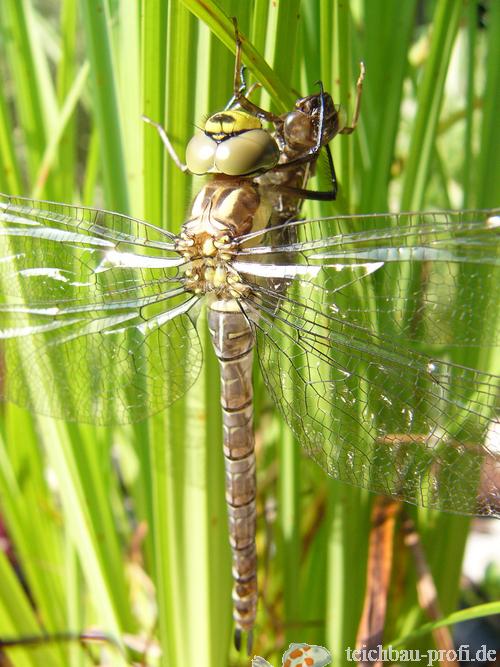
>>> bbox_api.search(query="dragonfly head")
[186,109,280,176]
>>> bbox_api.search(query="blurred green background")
[0,1,499,665]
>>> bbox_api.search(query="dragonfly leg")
[141,115,189,173]
[323,142,338,199]
[224,62,248,110]
[340,61,366,134]
[245,81,263,99]
[269,181,336,202]
[224,66,263,111]
[268,84,339,200]
[231,17,282,125]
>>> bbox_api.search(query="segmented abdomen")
[208,299,257,636]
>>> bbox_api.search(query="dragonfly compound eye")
[185,132,218,174]
[213,129,280,176]
[186,110,280,176]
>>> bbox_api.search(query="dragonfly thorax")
[182,256,248,298]
[177,177,270,298]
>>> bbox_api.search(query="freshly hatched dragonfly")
[0,23,499,654]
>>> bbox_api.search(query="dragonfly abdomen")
[207,299,258,646]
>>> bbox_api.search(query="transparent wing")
[0,193,181,303]
[0,194,201,423]
[235,209,500,347]
[237,209,500,516]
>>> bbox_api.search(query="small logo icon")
[253,643,331,667]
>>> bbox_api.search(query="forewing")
[0,193,181,305]
[0,194,201,423]
[235,209,500,348]
[238,209,500,516]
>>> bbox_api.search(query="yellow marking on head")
[205,110,261,137]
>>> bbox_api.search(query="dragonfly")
[0,22,499,654]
